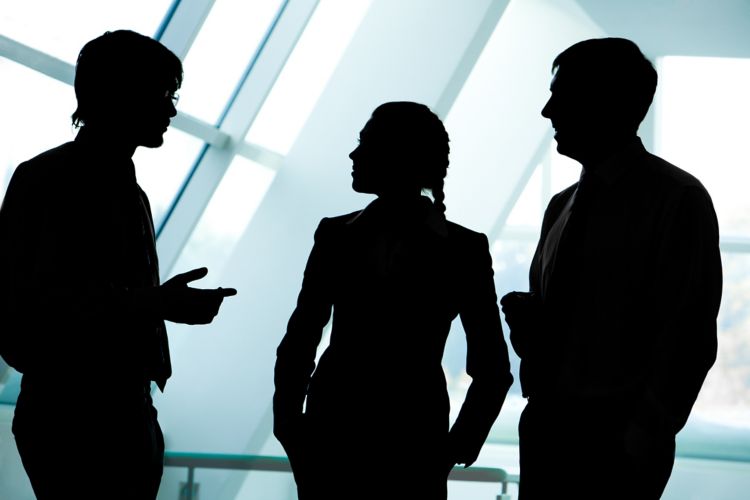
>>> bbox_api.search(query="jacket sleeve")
[449,232,513,465]
[633,185,722,435]
[0,163,41,370]
[273,219,334,441]
[504,190,568,397]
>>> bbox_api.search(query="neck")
[376,191,423,204]
[579,134,637,169]
[76,125,138,159]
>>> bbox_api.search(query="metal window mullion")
[488,130,554,243]
[156,0,216,59]
[156,0,320,277]
[0,33,74,84]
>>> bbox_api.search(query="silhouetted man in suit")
[501,38,721,499]
[0,30,236,499]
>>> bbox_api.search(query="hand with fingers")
[158,267,237,324]
[500,291,541,358]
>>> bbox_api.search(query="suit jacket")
[0,130,169,394]
[274,196,512,463]
[522,138,721,435]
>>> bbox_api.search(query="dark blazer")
[520,139,721,435]
[274,196,512,478]
[0,134,167,390]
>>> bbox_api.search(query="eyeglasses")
[164,90,180,106]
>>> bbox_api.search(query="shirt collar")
[346,195,449,237]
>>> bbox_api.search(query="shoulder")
[310,210,362,241]
[14,142,77,185]
[542,183,577,221]
[638,151,715,209]
[444,220,490,248]
[642,151,706,191]
[320,211,362,227]
[550,183,577,207]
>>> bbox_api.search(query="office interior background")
[0,0,748,498]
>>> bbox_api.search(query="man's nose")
[541,97,552,119]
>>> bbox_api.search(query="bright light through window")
[0,57,77,198]
[178,0,285,123]
[170,156,276,288]
[656,56,750,237]
[0,0,173,63]
[133,127,205,229]
[245,0,373,155]
[657,56,750,436]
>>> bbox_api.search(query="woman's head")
[349,101,450,212]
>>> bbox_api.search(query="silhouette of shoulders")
[318,197,487,241]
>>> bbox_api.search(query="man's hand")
[446,426,479,470]
[159,267,237,325]
[500,291,541,358]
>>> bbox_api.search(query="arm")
[273,219,334,446]
[500,190,570,399]
[449,233,513,467]
[501,190,569,360]
[629,186,721,445]
[0,163,39,370]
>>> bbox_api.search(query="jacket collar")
[346,195,449,237]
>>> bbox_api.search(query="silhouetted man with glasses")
[0,30,236,499]
[501,38,722,499]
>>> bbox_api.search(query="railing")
[164,451,519,500]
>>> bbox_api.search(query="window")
[0,0,172,63]
[133,128,205,229]
[245,0,372,155]
[657,56,750,454]
[170,155,276,286]
[0,57,77,197]
[656,56,750,237]
[177,0,286,123]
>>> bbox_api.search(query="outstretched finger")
[170,267,209,286]
[216,287,238,297]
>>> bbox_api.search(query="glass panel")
[502,144,579,233]
[505,164,543,228]
[549,146,580,194]
[177,0,285,123]
[133,128,205,230]
[680,251,750,460]
[0,0,173,63]
[0,368,21,404]
[169,156,276,288]
[656,56,750,237]
[0,57,78,198]
[245,0,373,154]
[157,467,295,500]
[443,235,535,446]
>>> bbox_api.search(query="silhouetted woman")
[273,101,513,499]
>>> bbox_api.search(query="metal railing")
[164,451,519,500]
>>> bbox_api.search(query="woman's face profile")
[349,115,416,196]
[350,118,389,194]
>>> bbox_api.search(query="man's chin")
[553,138,582,162]
[140,135,165,148]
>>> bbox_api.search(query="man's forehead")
[549,66,599,94]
